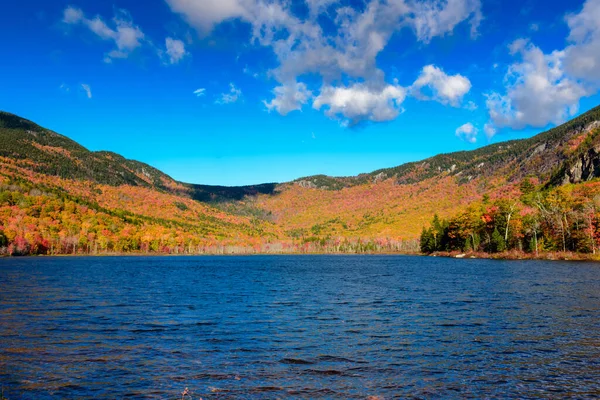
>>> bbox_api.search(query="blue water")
[1,255,600,399]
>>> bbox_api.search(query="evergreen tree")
[471,232,481,252]
[464,237,472,252]
[491,228,506,253]
[420,227,435,253]
[519,178,535,196]
[528,237,538,254]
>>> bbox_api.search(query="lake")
[1,255,599,398]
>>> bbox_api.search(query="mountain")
[1,105,600,255]
[0,111,277,202]
[0,111,288,255]
[292,104,600,189]
[0,111,175,189]
[253,105,600,240]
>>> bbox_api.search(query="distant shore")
[2,250,600,261]
[0,250,422,258]
[429,250,600,262]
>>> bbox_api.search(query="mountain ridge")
[3,104,600,195]
[292,104,600,190]
[2,105,600,255]
[0,111,278,202]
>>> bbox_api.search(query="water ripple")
[1,255,600,398]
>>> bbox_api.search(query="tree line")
[420,179,600,255]
[0,179,419,256]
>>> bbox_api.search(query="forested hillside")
[254,106,600,246]
[2,105,600,256]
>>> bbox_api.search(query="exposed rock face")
[373,172,387,183]
[562,143,600,184]
[296,180,318,189]
[531,143,546,156]
[559,122,600,184]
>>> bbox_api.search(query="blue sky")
[1,0,600,185]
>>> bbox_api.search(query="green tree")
[0,230,7,247]
[519,178,536,196]
[455,206,484,252]
[490,228,506,253]
[431,214,450,251]
[420,227,436,253]
[523,213,541,255]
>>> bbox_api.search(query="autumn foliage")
[421,179,600,256]
[3,107,600,256]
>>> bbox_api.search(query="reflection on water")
[1,255,600,398]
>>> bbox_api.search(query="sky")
[1,0,600,185]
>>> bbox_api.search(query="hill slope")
[0,112,288,255]
[290,104,600,189]
[253,105,600,240]
[2,105,600,255]
[0,111,278,202]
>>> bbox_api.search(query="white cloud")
[464,100,478,111]
[63,6,83,24]
[483,123,496,139]
[411,64,472,106]
[165,0,247,33]
[81,84,92,99]
[63,7,144,63]
[305,0,338,16]
[216,83,242,104]
[455,122,478,143]
[193,88,206,97]
[409,0,482,43]
[485,0,600,137]
[59,83,70,93]
[313,82,406,125]
[165,37,188,64]
[564,0,600,81]
[264,82,312,115]
[485,39,587,133]
[166,0,482,123]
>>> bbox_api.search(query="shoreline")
[2,250,600,261]
[0,251,422,258]
[429,250,600,262]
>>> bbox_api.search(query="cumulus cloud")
[313,82,406,126]
[483,123,496,139]
[411,64,472,106]
[80,83,92,99]
[165,38,188,64]
[264,82,312,115]
[564,0,600,81]
[455,122,478,143]
[305,0,338,16]
[165,0,482,124]
[63,6,83,24]
[485,39,587,133]
[216,83,242,104]
[409,0,482,43]
[62,6,144,63]
[193,88,206,97]
[165,0,247,33]
[485,0,600,137]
